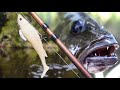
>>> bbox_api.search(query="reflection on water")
[0,47,81,78]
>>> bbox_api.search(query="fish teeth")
[114,44,119,50]
[111,53,114,55]
[115,47,118,50]
[111,53,115,56]
[95,53,97,56]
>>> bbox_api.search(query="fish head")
[54,12,119,73]
[17,14,23,24]
[17,14,28,28]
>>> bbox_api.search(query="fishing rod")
[29,12,92,78]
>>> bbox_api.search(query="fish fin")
[41,66,49,78]
[19,29,27,41]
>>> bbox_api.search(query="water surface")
[0,47,81,78]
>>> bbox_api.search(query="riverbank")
[0,43,59,54]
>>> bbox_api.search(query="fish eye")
[71,20,84,34]
[19,18,22,21]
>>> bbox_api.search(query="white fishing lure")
[19,29,27,41]
[17,14,49,78]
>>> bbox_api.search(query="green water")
[0,47,80,78]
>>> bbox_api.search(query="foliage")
[0,12,120,48]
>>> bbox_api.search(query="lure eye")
[20,18,22,21]
[71,20,84,34]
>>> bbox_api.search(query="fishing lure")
[17,14,49,78]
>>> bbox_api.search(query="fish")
[17,14,49,78]
[54,12,119,74]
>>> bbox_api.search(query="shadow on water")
[0,47,81,78]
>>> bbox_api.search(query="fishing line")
[17,12,80,78]
[38,33,80,78]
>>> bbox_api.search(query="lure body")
[17,14,49,78]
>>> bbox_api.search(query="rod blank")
[29,12,92,78]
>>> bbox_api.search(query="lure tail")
[32,43,49,78]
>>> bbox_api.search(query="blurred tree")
[0,12,7,33]
[0,12,120,49]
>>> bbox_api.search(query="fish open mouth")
[78,35,119,73]
[85,44,119,73]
